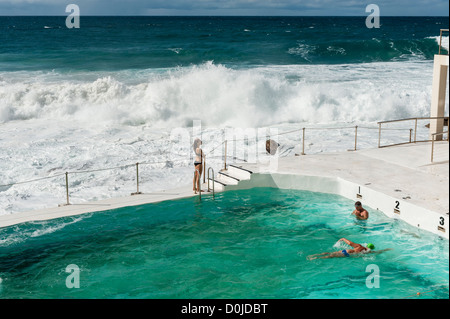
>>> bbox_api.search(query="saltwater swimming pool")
[0,187,448,299]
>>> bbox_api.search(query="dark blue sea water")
[0,16,448,71]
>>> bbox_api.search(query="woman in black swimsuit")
[193,138,203,194]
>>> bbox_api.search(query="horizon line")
[0,14,449,17]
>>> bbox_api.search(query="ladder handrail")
[207,167,215,199]
[431,130,449,163]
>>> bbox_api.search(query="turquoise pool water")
[0,187,448,299]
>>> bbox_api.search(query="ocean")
[0,16,449,215]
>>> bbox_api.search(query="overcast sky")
[0,0,448,16]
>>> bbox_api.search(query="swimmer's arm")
[338,238,358,248]
[368,248,393,254]
[361,210,368,219]
[352,210,364,218]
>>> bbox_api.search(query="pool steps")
[207,164,253,191]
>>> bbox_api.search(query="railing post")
[301,128,306,155]
[431,134,435,163]
[414,118,418,143]
[354,125,358,151]
[409,129,413,143]
[203,155,206,184]
[207,167,215,199]
[196,168,201,200]
[132,163,142,195]
[65,172,70,206]
[224,140,227,170]
[378,123,381,148]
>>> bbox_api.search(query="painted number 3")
[439,217,444,226]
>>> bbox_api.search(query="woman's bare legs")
[196,164,203,192]
[194,164,203,193]
[193,172,197,192]
[307,251,346,260]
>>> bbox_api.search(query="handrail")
[224,140,228,170]
[377,116,449,148]
[207,167,215,199]
[439,29,449,55]
[3,117,448,209]
[377,116,448,125]
[431,131,449,163]
[64,172,70,206]
[203,154,206,184]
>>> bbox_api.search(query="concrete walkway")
[1,141,448,229]
[241,141,449,215]
[0,186,201,228]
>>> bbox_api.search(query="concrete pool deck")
[240,141,449,215]
[0,141,448,238]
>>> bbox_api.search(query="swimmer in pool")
[307,238,387,260]
[352,201,369,220]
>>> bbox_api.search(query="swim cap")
[367,243,375,250]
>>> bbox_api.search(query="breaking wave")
[0,60,439,127]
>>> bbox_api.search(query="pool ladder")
[207,167,215,199]
[195,167,215,201]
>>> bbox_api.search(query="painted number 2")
[395,201,400,210]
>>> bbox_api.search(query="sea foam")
[0,61,442,128]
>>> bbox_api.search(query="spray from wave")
[428,35,449,51]
[0,61,439,127]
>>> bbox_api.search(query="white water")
[428,35,449,52]
[0,60,448,216]
[0,60,442,126]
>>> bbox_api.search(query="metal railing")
[208,124,414,163]
[0,158,189,207]
[439,29,449,55]
[299,125,377,155]
[2,117,447,208]
[431,131,449,163]
[207,167,215,199]
[377,117,449,148]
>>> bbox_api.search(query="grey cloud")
[0,0,448,15]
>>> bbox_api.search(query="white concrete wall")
[226,173,449,240]
[430,54,449,140]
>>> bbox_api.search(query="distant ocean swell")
[286,36,448,63]
[0,36,447,72]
